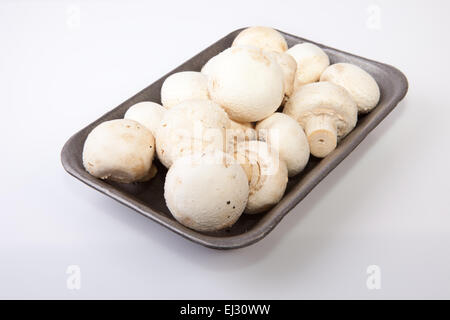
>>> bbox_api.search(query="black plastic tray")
[61,28,408,249]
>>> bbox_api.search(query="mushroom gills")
[234,141,288,214]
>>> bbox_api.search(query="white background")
[1,0,449,299]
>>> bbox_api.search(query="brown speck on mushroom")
[227,201,231,205]
[212,79,218,89]
[249,48,271,66]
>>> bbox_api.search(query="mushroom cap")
[284,82,358,139]
[201,52,223,76]
[164,152,249,232]
[232,26,288,53]
[256,113,310,177]
[161,71,209,109]
[124,101,166,137]
[286,43,330,87]
[208,46,284,122]
[234,141,288,214]
[320,63,380,113]
[156,99,230,168]
[269,52,297,97]
[82,119,155,183]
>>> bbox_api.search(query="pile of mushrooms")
[82,26,380,233]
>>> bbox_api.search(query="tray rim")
[61,28,409,250]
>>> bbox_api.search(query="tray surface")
[61,28,408,249]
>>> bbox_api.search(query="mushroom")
[256,113,310,177]
[231,27,295,100]
[320,63,381,113]
[284,82,358,158]
[286,42,330,88]
[275,52,297,99]
[160,71,209,109]
[207,46,284,122]
[124,101,166,137]
[164,152,249,232]
[233,141,288,214]
[204,48,295,103]
[82,119,155,183]
[156,99,230,168]
[232,26,288,54]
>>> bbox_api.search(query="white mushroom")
[230,27,295,100]
[256,113,310,177]
[232,26,288,53]
[269,51,297,100]
[284,82,358,158]
[160,71,209,109]
[320,63,381,113]
[83,119,155,183]
[164,152,249,232]
[207,46,284,122]
[124,101,166,137]
[234,141,288,214]
[203,48,296,101]
[156,99,230,168]
[286,42,330,88]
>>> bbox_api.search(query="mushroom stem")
[304,115,337,158]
